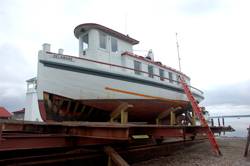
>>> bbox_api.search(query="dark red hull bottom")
[39,92,191,123]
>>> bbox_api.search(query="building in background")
[0,107,12,120]
[12,108,25,121]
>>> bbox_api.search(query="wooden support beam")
[66,100,72,112]
[73,102,79,113]
[110,103,133,124]
[44,93,52,110]
[58,100,64,109]
[156,107,181,125]
[170,111,176,125]
[86,107,94,118]
[156,110,170,125]
[52,99,64,114]
[121,111,128,124]
[104,146,129,166]
[43,93,49,101]
[80,105,86,113]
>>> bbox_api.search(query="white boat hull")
[37,52,203,102]
[36,51,204,122]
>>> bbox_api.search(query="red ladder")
[179,76,222,156]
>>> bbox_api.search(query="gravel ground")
[133,137,250,166]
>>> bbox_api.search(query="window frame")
[111,37,118,52]
[176,74,180,84]
[134,60,142,75]
[99,31,107,49]
[159,69,165,81]
[82,33,89,50]
[148,65,154,78]
[168,72,173,83]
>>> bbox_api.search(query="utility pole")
[176,33,182,72]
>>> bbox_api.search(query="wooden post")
[222,117,225,135]
[66,100,72,112]
[73,102,79,113]
[110,103,133,124]
[80,105,86,113]
[156,118,160,125]
[217,118,221,135]
[170,111,176,125]
[121,110,128,124]
[218,118,221,127]
[44,93,52,109]
[244,126,250,157]
[104,146,129,166]
[211,118,214,127]
[155,107,181,125]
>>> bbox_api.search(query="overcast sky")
[0,0,249,116]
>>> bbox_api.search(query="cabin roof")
[74,23,139,45]
[26,77,37,83]
[13,108,25,114]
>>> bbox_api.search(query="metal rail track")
[0,121,233,165]
[0,138,206,166]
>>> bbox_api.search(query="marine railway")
[0,23,234,165]
[0,120,233,165]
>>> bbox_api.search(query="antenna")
[124,13,128,35]
[176,32,182,72]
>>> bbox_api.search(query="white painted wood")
[35,24,203,104]
[37,51,203,103]
[24,80,42,121]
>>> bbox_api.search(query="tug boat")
[25,23,204,123]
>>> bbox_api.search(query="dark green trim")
[40,60,204,100]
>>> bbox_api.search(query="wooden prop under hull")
[40,92,193,124]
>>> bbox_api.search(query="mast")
[176,33,181,72]
[124,13,128,35]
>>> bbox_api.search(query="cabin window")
[176,74,180,84]
[148,65,154,78]
[159,69,164,81]
[169,72,173,83]
[82,34,89,50]
[99,32,107,49]
[134,61,142,75]
[111,37,118,52]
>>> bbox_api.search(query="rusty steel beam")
[0,134,69,151]
[0,121,234,151]
[1,121,130,140]
[0,134,124,151]
[130,126,184,138]
[1,121,234,137]
[68,127,129,140]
